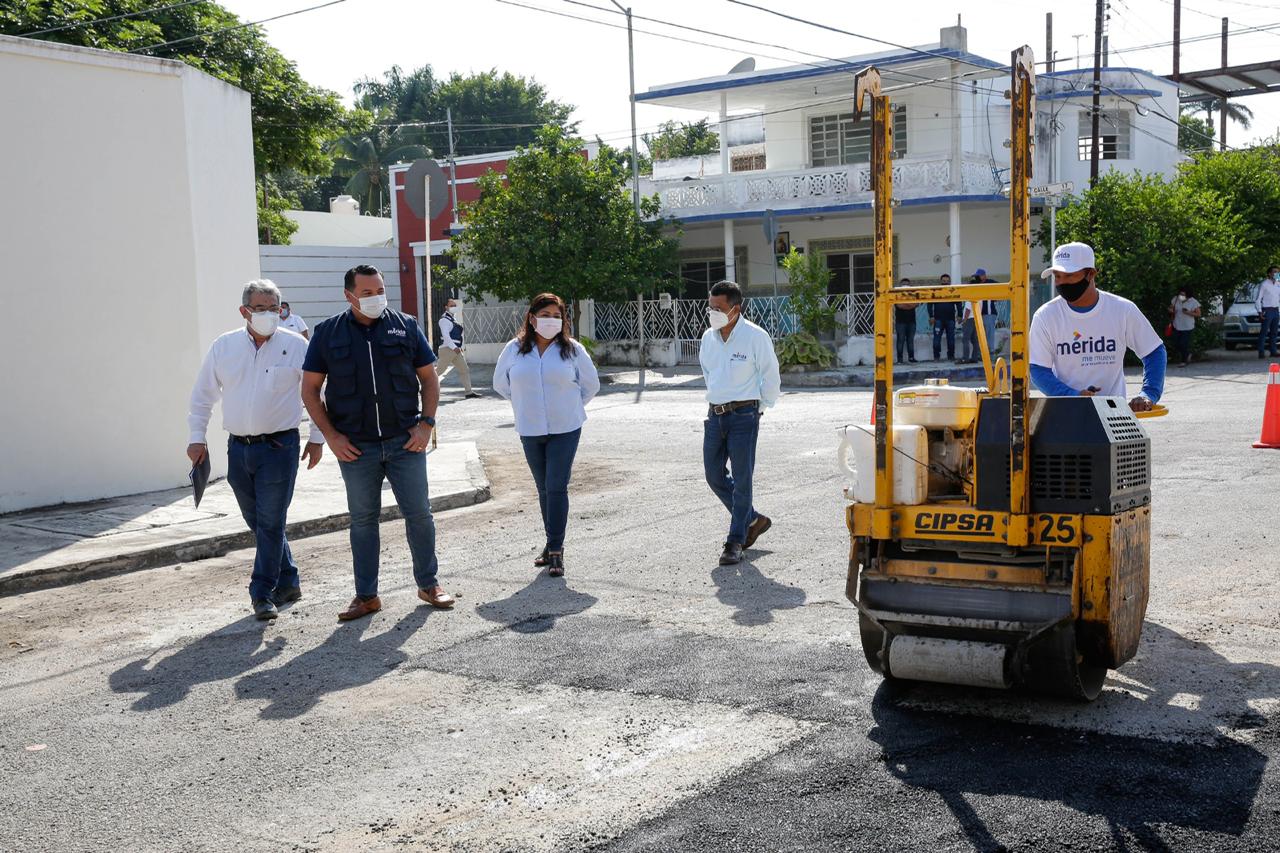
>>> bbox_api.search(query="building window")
[730,152,767,172]
[677,248,749,299]
[809,106,906,166]
[1077,108,1132,160]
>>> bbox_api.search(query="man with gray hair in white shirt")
[187,280,324,620]
[700,280,782,567]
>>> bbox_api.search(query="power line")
[128,0,348,54]
[19,0,208,37]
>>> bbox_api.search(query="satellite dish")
[403,158,450,220]
[728,57,756,74]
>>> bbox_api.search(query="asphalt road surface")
[4,356,1279,852]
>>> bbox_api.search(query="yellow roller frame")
[856,47,1037,545]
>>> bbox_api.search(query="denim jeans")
[704,404,762,545]
[337,437,438,597]
[519,429,582,552]
[933,318,956,359]
[1260,307,1280,355]
[982,313,998,355]
[961,317,975,360]
[895,321,916,361]
[226,431,300,601]
[1173,328,1193,364]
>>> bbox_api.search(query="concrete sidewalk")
[0,442,489,596]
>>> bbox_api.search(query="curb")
[0,483,491,598]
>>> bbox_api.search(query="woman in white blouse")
[493,293,601,576]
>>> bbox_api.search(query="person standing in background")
[1257,265,1280,359]
[894,278,918,364]
[279,302,309,340]
[437,297,480,399]
[927,275,959,362]
[1168,287,1201,367]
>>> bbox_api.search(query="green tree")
[1184,98,1255,134]
[1178,114,1214,153]
[642,119,720,162]
[353,65,575,156]
[774,249,836,368]
[329,131,430,217]
[1179,137,1280,281]
[258,179,299,245]
[4,1,348,178]
[447,125,679,333]
[1039,172,1252,328]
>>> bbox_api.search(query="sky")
[222,0,1280,152]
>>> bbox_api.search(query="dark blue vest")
[443,313,464,347]
[316,309,421,441]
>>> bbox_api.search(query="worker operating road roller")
[1030,241,1167,413]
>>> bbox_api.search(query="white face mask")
[708,307,732,330]
[448,306,461,317]
[248,310,279,336]
[534,317,563,339]
[357,294,388,319]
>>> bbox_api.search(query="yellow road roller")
[843,49,1161,701]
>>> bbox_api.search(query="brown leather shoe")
[338,596,381,621]
[745,514,772,549]
[418,586,455,609]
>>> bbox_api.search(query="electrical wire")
[19,0,208,36]
[128,0,348,53]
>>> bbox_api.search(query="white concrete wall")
[283,210,393,247]
[0,36,258,513]
[258,245,400,329]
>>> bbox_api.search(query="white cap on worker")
[1040,242,1096,278]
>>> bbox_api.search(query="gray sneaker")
[252,599,279,620]
[271,586,302,605]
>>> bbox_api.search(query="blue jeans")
[982,313,998,355]
[519,429,582,552]
[895,321,916,361]
[704,404,762,545]
[226,431,300,601]
[1260,307,1280,355]
[961,317,975,360]
[933,318,955,359]
[337,438,438,597]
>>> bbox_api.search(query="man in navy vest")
[436,297,480,398]
[301,264,454,621]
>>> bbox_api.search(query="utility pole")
[1089,0,1104,187]
[1046,13,1054,74]
[1220,17,1229,151]
[1047,13,1057,253]
[446,107,460,231]
[1172,0,1181,79]
[610,0,645,394]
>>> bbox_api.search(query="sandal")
[547,552,564,578]
[534,547,550,567]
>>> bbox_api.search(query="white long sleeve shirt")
[493,338,600,437]
[438,313,462,350]
[188,327,319,444]
[1257,278,1280,312]
[699,318,782,408]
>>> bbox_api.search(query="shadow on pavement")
[712,558,806,626]
[108,616,284,711]
[233,606,431,720]
[476,574,598,634]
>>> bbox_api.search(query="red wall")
[393,156,510,316]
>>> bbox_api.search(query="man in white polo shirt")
[279,301,309,339]
[187,280,324,620]
[699,280,782,567]
[1030,242,1166,413]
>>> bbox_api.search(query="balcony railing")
[643,155,1002,219]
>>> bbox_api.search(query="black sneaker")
[719,542,744,566]
[547,552,565,578]
[465,392,482,399]
[252,599,279,621]
[271,586,302,605]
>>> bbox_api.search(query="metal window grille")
[809,106,906,166]
[1076,108,1132,161]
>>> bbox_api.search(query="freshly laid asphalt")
[3,352,1279,852]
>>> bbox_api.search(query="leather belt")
[230,428,298,445]
[709,400,759,416]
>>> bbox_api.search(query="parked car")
[1223,282,1261,350]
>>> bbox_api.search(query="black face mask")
[1057,278,1090,303]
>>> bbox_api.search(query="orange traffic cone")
[1254,363,1280,449]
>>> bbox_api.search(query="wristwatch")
[417,415,436,427]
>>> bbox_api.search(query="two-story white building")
[637,25,1182,334]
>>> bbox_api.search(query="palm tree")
[330,131,430,216]
[1183,99,1255,134]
